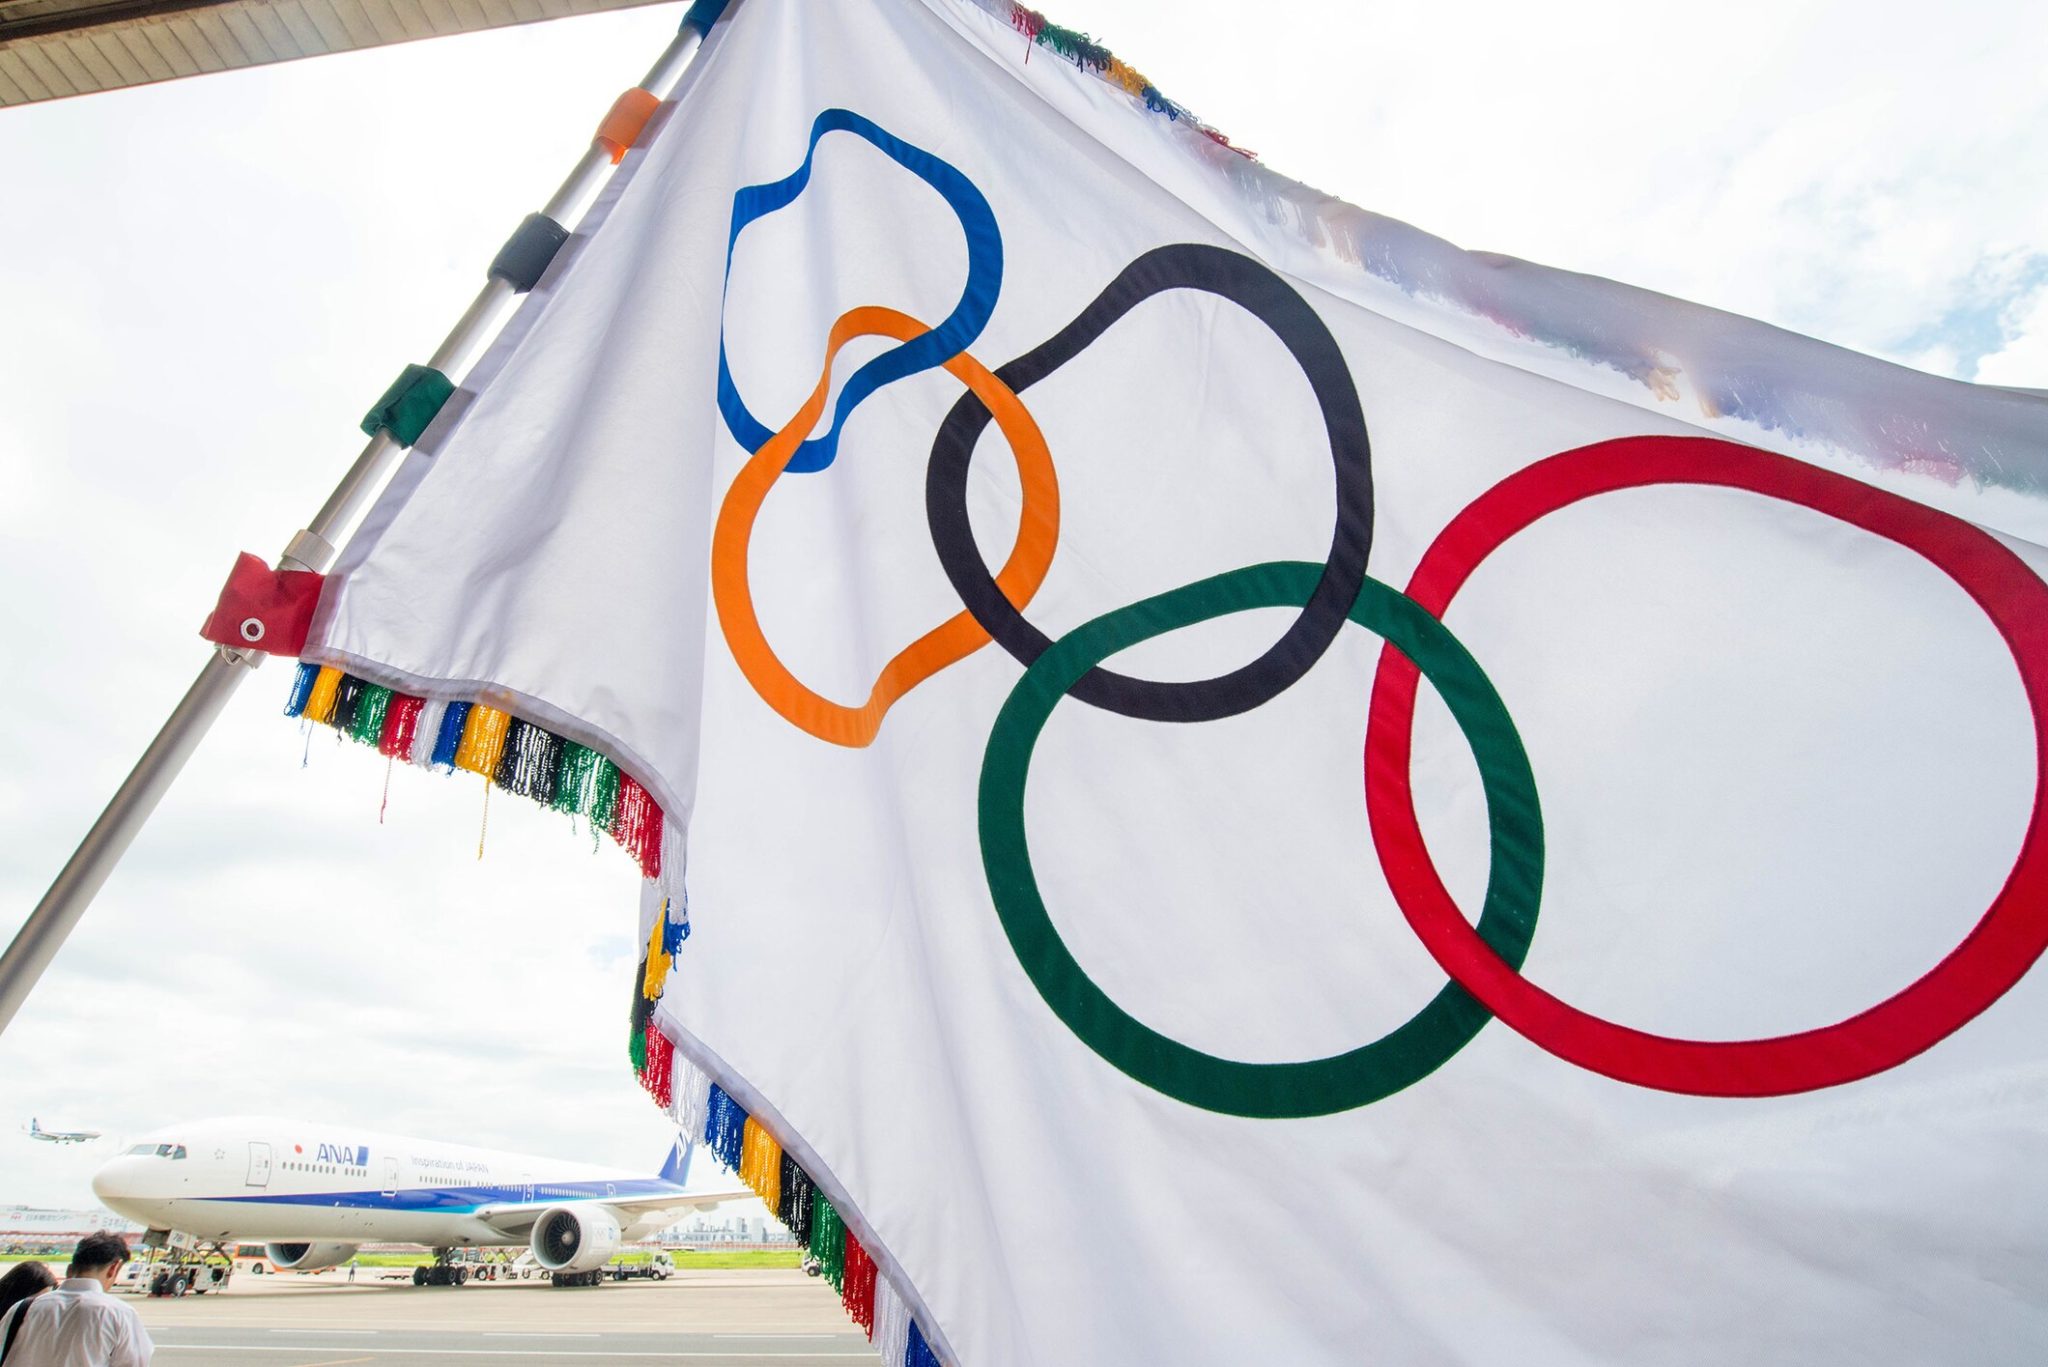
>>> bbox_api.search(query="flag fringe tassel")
[654,1027,949,1367]
[288,646,937,1363]
[284,661,666,879]
[973,1,1253,156]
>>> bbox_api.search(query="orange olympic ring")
[711,306,1060,747]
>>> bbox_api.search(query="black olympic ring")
[924,242,1375,723]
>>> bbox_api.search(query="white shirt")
[0,1278,153,1366]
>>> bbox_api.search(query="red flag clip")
[199,552,324,657]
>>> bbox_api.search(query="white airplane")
[24,1118,101,1144]
[91,1117,742,1286]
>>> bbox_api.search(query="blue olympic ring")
[717,108,1004,474]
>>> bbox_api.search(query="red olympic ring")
[1364,434,2048,1096]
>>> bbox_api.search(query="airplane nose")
[91,1157,159,1227]
[90,1157,129,1203]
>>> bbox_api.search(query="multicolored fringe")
[970,0,1254,158]
[288,662,694,1111]
[656,1058,950,1367]
[636,1023,674,1110]
[630,887,691,1103]
[284,662,666,877]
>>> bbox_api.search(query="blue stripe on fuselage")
[211,1177,686,1215]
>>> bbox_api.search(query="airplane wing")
[471,1188,745,1240]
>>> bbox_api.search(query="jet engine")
[531,1205,621,1274]
[265,1242,359,1271]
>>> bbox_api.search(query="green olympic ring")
[978,560,1546,1118]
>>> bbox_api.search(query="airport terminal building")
[0,1205,141,1254]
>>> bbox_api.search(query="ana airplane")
[91,1117,742,1286]
[24,1118,100,1144]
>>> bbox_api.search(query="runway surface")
[128,1268,873,1366]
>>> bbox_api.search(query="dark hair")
[0,1260,56,1318]
[67,1232,132,1274]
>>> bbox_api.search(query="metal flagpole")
[0,1,733,1040]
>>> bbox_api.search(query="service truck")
[605,1250,676,1281]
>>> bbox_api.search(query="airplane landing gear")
[137,1242,233,1297]
[414,1251,473,1286]
[549,1270,603,1288]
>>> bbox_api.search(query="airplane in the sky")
[91,1117,745,1287]
[24,1118,100,1144]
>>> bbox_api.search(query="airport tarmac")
[126,1267,873,1366]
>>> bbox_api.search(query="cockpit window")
[126,1144,154,1155]
[168,1145,187,1160]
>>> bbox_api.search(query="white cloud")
[1976,284,2048,388]
[1077,0,2048,377]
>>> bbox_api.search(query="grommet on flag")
[595,88,661,163]
[199,552,323,657]
[488,213,571,293]
[358,363,455,446]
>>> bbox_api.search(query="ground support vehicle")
[230,1242,275,1275]
[447,1248,520,1282]
[605,1250,675,1281]
[123,1239,232,1297]
[506,1251,550,1281]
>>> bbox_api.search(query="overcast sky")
[0,0,2042,1211]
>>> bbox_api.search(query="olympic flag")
[290,0,2048,1362]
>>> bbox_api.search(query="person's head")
[0,1259,57,1315]
[66,1232,132,1287]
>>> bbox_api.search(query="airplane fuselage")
[92,1117,692,1246]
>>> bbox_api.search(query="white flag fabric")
[296,1,2048,1362]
